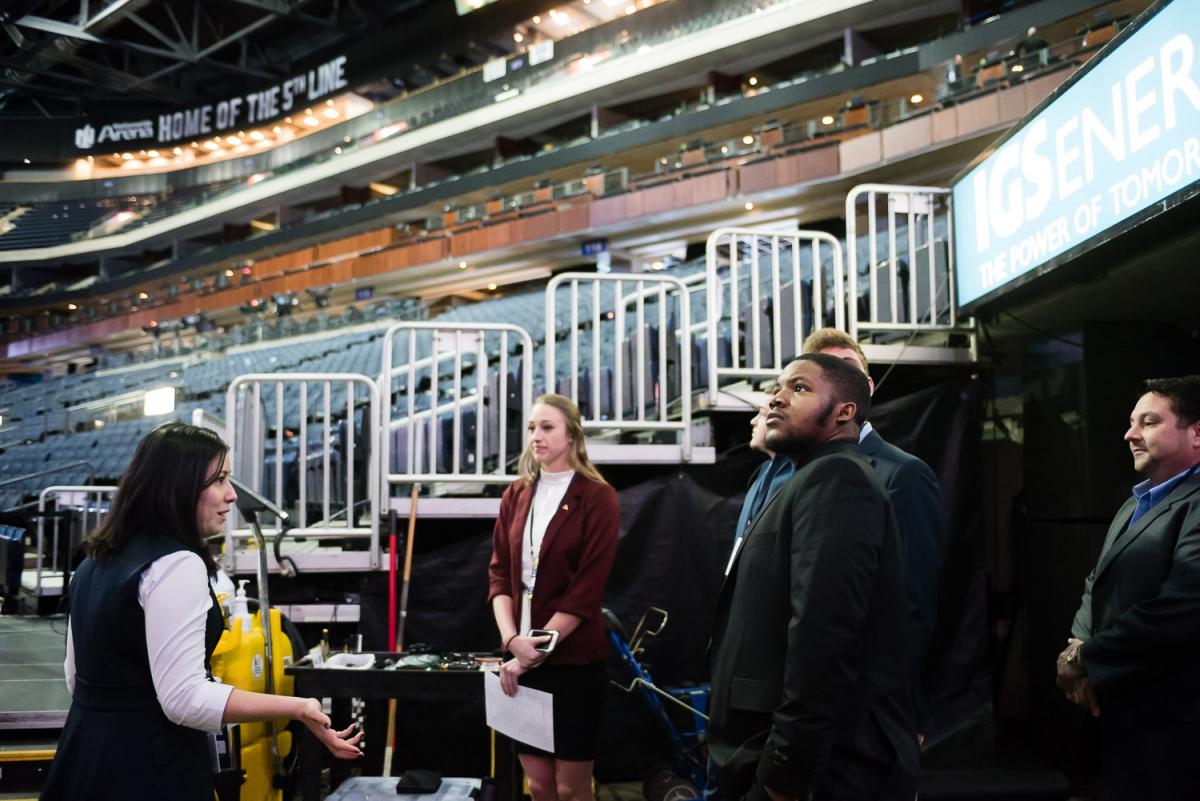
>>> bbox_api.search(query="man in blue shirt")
[726,405,794,575]
[1058,375,1200,801]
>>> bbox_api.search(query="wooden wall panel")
[1023,70,1071,111]
[738,159,778,195]
[352,251,391,279]
[882,115,933,160]
[588,195,627,228]
[679,170,731,206]
[839,131,882,172]
[780,145,839,184]
[328,260,354,284]
[642,182,677,216]
[515,212,559,242]
[450,221,514,257]
[932,108,957,143]
[556,204,590,235]
[997,86,1026,124]
[956,93,1001,136]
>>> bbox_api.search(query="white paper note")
[483,670,555,753]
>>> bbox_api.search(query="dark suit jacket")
[1068,472,1200,799]
[710,440,918,801]
[487,473,620,665]
[860,428,946,727]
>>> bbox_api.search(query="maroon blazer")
[487,472,620,665]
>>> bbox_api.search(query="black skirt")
[513,662,607,761]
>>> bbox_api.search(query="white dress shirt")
[519,468,575,634]
[65,550,234,733]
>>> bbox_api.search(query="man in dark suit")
[803,328,946,738]
[709,353,918,801]
[1057,375,1200,801]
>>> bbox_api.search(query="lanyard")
[525,479,540,601]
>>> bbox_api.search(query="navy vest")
[42,534,224,801]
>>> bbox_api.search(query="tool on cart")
[605,607,711,800]
[384,483,420,778]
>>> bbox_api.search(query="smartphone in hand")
[529,629,558,653]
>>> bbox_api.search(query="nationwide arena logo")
[73,120,156,150]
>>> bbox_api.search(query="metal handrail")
[34,485,116,595]
[224,373,381,572]
[844,183,961,338]
[704,228,844,403]
[545,272,693,461]
[379,322,534,488]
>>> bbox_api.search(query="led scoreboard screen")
[952,0,1200,309]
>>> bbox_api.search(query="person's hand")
[507,634,550,669]
[1055,638,1085,684]
[1055,639,1099,717]
[1062,675,1100,717]
[762,785,796,801]
[499,658,527,697]
[296,697,364,759]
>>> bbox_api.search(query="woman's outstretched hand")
[296,697,364,759]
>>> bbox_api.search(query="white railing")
[845,184,960,338]
[224,373,381,571]
[545,273,694,461]
[380,322,534,487]
[33,485,116,596]
[704,228,845,403]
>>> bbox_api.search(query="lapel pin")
[562,504,569,511]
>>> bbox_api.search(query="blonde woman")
[488,394,619,801]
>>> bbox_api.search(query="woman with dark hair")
[488,394,620,801]
[41,422,361,801]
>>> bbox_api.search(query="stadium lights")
[821,115,835,125]
[910,93,924,104]
[143,387,176,417]
[742,135,754,145]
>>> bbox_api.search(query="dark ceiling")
[0,0,554,122]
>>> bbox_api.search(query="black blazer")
[859,428,946,666]
[709,440,918,801]
[1071,472,1200,709]
[1068,472,1200,799]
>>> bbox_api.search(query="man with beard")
[708,354,918,801]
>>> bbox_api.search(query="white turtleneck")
[519,468,575,634]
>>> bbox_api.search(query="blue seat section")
[0,223,951,506]
[0,201,118,251]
